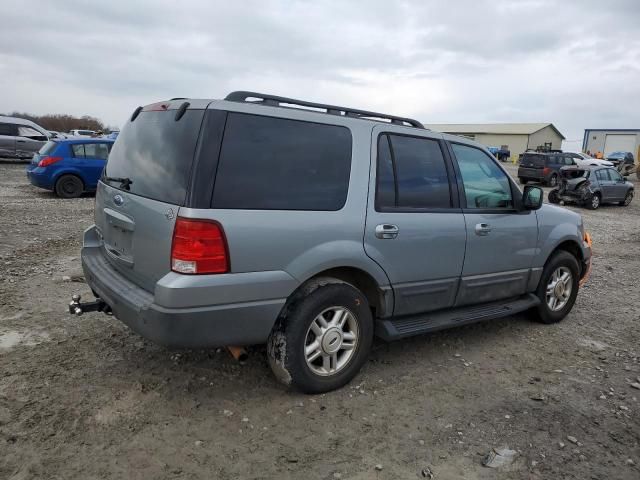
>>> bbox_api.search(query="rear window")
[39,141,58,155]
[105,110,204,205]
[520,153,546,166]
[212,113,352,210]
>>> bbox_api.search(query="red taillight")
[38,156,62,167]
[171,217,229,274]
[542,167,551,176]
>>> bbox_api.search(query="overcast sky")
[1,0,639,149]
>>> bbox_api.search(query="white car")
[565,152,613,167]
[69,129,96,137]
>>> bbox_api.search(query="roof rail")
[224,91,425,129]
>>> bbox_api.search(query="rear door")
[0,122,17,157]
[449,142,538,306]
[81,142,110,188]
[594,169,615,201]
[364,127,466,316]
[95,105,205,291]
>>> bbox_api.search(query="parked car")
[487,146,511,162]
[0,115,51,158]
[517,151,578,187]
[69,129,96,137]
[48,130,68,140]
[69,92,592,393]
[606,151,634,167]
[564,151,613,168]
[548,166,634,210]
[25,138,114,198]
[105,131,119,140]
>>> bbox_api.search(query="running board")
[375,293,540,341]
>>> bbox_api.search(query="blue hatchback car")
[26,138,114,198]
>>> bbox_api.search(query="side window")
[609,169,623,181]
[18,126,47,141]
[0,123,18,136]
[451,143,514,209]
[212,113,352,211]
[563,156,574,165]
[84,143,109,159]
[71,144,86,158]
[376,135,396,208]
[595,169,609,181]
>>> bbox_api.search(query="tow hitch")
[68,294,111,316]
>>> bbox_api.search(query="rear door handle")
[375,224,399,239]
[475,223,492,236]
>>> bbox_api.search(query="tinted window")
[0,123,18,136]
[376,134,451,209]
[105,110,204,205]
[376,135,396,208]
[521,153,545,167]
[451,143,513,209]
[212,113,352,211]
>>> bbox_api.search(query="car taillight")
[171,217,229,274]
[38,156,62,167]
[542,167,551,176]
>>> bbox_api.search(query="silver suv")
[72,92,592,393]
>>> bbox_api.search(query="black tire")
[548,189,560,204]
[586,192,601,210]
[547,173,558,188]
[619,189,633,206]
[267,279,374,394]
[519,177,528,185]
[55,174,84,198]
[531,250,580,324]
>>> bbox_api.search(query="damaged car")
[549,166,634,210]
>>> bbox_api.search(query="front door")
[364,127,466,316]
[0,122,17,157]
[448,142,539,306]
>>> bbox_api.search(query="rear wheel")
[55,174,84,198]
[548,189,560,204]
[531,251,580,324]
[547,173,558,188]
[267,280,373,394]
[586,192,601,210]
[519,177,528,185]
[619,190,633,206]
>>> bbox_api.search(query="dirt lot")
[1,161,639,479]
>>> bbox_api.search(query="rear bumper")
[517,167,543,180]
[80,226,293,348]
[25,167,53,189]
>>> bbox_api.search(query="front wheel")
[267,280,373,394]
[619,190,633,206]
[531,251,580,324]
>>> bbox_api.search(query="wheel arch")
[53,170,86,189]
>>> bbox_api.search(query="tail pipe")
[227,346,248,362]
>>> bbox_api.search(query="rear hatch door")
[95,103,205,291]
[518,153,545,178]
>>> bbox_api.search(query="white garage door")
[604,134,636,156]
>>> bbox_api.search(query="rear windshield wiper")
[103,175,133,190]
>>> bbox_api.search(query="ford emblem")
[113,194,124,206]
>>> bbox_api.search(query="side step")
[375,293,540,341]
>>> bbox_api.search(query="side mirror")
[523,185,543,210]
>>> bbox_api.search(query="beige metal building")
[582,129,640,158]
[425,123,565,159]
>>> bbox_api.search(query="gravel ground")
[1,161,639,479]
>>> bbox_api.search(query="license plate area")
[103,207,135,266]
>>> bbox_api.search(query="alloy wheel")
[304,306,359,376]
[545,266,573,311]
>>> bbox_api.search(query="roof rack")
[224,91,425,129]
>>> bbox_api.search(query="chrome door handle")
[375,224,399,239]
[475,223,492,236]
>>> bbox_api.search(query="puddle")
[0,330,50,351]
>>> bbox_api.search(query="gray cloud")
[0,0,638,146]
